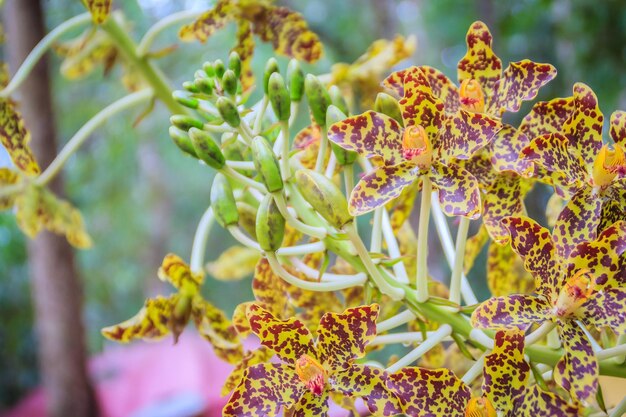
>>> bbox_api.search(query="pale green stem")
[381,209,410,284]
[597,344,626,360]
[370,208,383,253]
[225,160,255,170]
[461,353,486,385]
[416,175,432,302]
[203,124,236,133]
[0,183,23,199]
[285,183,337,235]
[449,216,470,304]
[386,324,452,373]
[324,153,336,178]
[236,126,253,146]
[547,328,561,350]
[288,101,299,127]
[221,166,266,192]
[469,328,495,349]
[272,192,327,239]
[37,89,153,187]
[578,321,602,352]
[609,394,626,417]
[430,193,478,305]
[288,257,367,283]
[370,332,427,347]
[280,121,291,180]
[614,333,626,364]
[136,10,201,56]
[228,225,325,256]
[228,225,260,249]
[314,125,328,172]
[0,13,92,99]
[343,164,354,196]
[190,207,214,274]
[376,310,415,333]
[253,96,269,134]
[526,322,557,345]
[344,222,405,300]
[266,252,366,291]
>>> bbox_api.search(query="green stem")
[314,124,328,172]
[416,175,432,301]
[253,96,269,134]
[343,164,354,196]
[370,207,383,253]
[449,216,470,304]
[280,121,291,180]
[190,207,214,274]
[272,192,327,239]
[386,325,452,373]
[137,10,201,56]
[610,396,626,417]
[101,17,186,114]
[0,13,92,99]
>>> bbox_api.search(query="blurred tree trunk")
[4,1,97,417]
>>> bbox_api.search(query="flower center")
[591,144,626,187]
[554,269,595,318]
[465,397,497,417]
[459,79,485,113]
[402,125,432,168]
[295,354,327,396]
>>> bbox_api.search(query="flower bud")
[189,127,226,170]
[237,201,258,239]
[264,58,280,95]
[194,77,214,95]
[213,59,226,79]
[305,74,332,127]
[211,173,239,227]
[182,81,199,93]
[327,105,357,165]
[222,69,238,96]
[329,85,349,116]
[216,97,241,127]
[228,51,242,78]
[375,92,403,124]
[268,73,291,122]
[168,126,197,157]
[203,61,215,77]
[172,91,199,109]
[256,194,285,252]
[251,136,283,192]
[170,114,203,131]
[295,169,353,229]
[287,59,304,102]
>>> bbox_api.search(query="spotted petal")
[566,220,626,289]
[290,390,329,417]
[194,299,243,363]
[429,162,481,219]
[0,100,40,175]
[489,124,533,175]
[327,111,403,165]
[233,20,255,91]
[158,253,203,292]
[81,0,112,24]
[502,216,559,296]
[552,187,602,260]
[222,347,274,396]
[471,294,551,330]
[330,364,402,416]
[252,258,289,316]
[247,304,315,366]
[101,295,174,342]
[519,96,575,140]
[382,68,409,97]
[554,321,598,403]
[483,173,524,244]
[0,168,19,210]
[387,367,471,417]
[487,243,535,296]
[398,67,445,136]
[179,0,235,42]
[579,288,626,335]
[436,109,502,162]
[316,304,379,367]
[418,65,461,113]
[223,362,304,417]
[490,60,557,115]
[609,110,626,146]
[457,21,503,101]
[562,83,604,168]
[483,330,530,413]
[349,161,423,216]
[512,385,581,417]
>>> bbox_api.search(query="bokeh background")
[1,0,626,413]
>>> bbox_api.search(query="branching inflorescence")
[1,2,626,416]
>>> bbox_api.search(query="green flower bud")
[183,81,199,93]
[211,173,239,228]
[172,91,199,109]
[194,70,208,80]
[228,51,242,78]
[222,69,238,96]
[170,114,203,131]
[268,73,291,122]
[237,201,258,239]
[216,97,241,128]
[374,92,403,125]
[305,74,332,127]
[256,194,285,252]
[168,126,197,157]
[203,61,215,77]
[295,169,353,229]
[251,136,283,192]
[214,59,226,79]
[263,58,280,95]
[189,128,225,170]
[194,78,214,95]
[329,85,349,116]
[327,105,358,165]
[286,59,304,102]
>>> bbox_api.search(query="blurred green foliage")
[1,0,625,409]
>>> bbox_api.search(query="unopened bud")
[268,73,291,122]
[169,126,197,157]
[170,114,203,131]
[172,91,199,109]
[211,173,239,227]
[182,81,199,93]
[295,169,353,229]
[189,128,225,170]
[228,51,242,78]
[329,85,349,116]
[327,105,357,165]
[375,93,403,124]
[203,61,215,77]
[305,74,332,127]
[214,59,226,79]
[195,77,214,95]
[287,59,304,102]
[237,201,258,239]
[256,194,285,252]
[216,97,241,128]
[264,58,280,94]
[222,69,238,96]
[251,136,283,192]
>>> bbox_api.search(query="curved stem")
[461,353,486,384]
[386,324,452,373]
[377,310,416,333]
[0,13,92,99]
[610,394,626,417]
[37,89,153,187]
[288,257,367,283]
[381,209,410,284]
[597,344,626,361]
[190,207,214,274]
[343,164,354,196]
[272,192,327,239]
[370,207,383,253]
[137,10,201,56]
[225,160,256,170]
[324,153,336,178]
[314,124,328,172]
[276,241,325,256]
[221,165,267,192]
[525,322,556,345]
[228,225,260,250]
[415,175,432,301]
[280,121,291,180]
[253,97,269,134]
[449,216,470,304]
[370,332,430,347]
[266,252,365,291]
